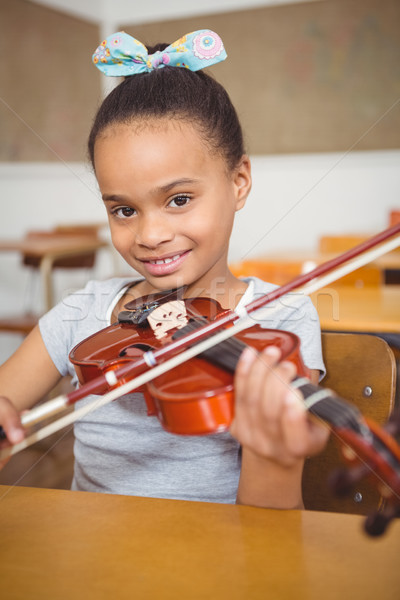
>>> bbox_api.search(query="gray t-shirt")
[39,276,325,502]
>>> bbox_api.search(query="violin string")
[176,319,246,373]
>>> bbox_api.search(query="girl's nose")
[136,212,174,248]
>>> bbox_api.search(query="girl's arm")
[0,325,62,451]
[230,346,329,509]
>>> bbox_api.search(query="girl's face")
[94,119,251,298]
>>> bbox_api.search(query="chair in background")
[0,224,104,488]
[389,210,400,227]
[0,224,104,337]
[0,416,75,490]
[230,256,383,288]
[302,332,397,515]
[318,234,384,287]
[386,212,400,284]
[319,232,400,286]
[318,234,369,254]
[326,264,383,287]
[230,259,304,286]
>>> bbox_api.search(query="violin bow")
[1,222,399,458]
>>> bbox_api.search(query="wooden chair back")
[0,225,104,336]
[389,210,400,227]
[23,226,100,269]
[230,258,382,287]
[328,265,383,287]
[318,234,369,254]
[319,235,384,286]
[302,332,397,514]
[230,260,303,286]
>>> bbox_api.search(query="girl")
[0,30,328,509]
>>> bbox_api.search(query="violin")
[1,222,400,535]
[70,290,308,435]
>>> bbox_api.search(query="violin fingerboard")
[172,319,246,373]
[293,378,365,434]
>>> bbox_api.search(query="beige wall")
[0,0,101,161]
[2,0,398,160]
[124,0,400,154]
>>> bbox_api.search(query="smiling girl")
[0,31,328,508]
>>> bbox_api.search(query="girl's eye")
[169,195,190,208]
[112,206,136,218]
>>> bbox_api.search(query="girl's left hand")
[230,345,330,468]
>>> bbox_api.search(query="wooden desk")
[246,250,400,273]
[231,250,400,287]
[0,485,399,599]
[0,235,108,310]
[311,285,400,333]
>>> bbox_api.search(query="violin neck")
[292,377,367,436]
[172,318,246,373]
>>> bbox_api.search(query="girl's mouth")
[141,251,190,276]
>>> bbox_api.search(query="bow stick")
[1,223,399,459]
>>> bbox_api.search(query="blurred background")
[0,0,399,363]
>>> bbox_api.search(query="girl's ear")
[233,155,252,211]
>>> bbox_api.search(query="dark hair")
[88,43,245,171]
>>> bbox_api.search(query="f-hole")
[119,343,154,357]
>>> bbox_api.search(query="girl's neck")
[183,271,248,312]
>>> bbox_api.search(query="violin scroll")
[327,412,400,536]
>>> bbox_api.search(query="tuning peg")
[364,505,400,537]
[328,464,369,497]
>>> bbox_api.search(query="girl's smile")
[140,250,191,277]
[94,119,252,307]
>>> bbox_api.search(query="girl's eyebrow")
[102,178,200,203]
[102,194,125,203]
[158,178,200,193]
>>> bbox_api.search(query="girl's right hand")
[231,345,329,466]
[0,396,25,469]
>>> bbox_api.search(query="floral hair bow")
[92,29,227,76]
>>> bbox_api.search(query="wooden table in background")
[0,235,108,310]
[243,250,400,274]
[0,485,399,599]
[231,249,400,289]
[310,285,400,333]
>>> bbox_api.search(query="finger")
[240,346,282,411]
[304,421,331,456]
[231,346,275,442]
[234,346,258,401]
[0,397,25,445]
[255,354,297,423]
[281,389,329,457]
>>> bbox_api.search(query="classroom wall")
[0,0,101,161]
[1,148,398,285]
[0,0,103,361]
[0,0,399,363]
[126,0,400,154]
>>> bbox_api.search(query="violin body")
[70,293,308,434]
[147,325,306,434]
